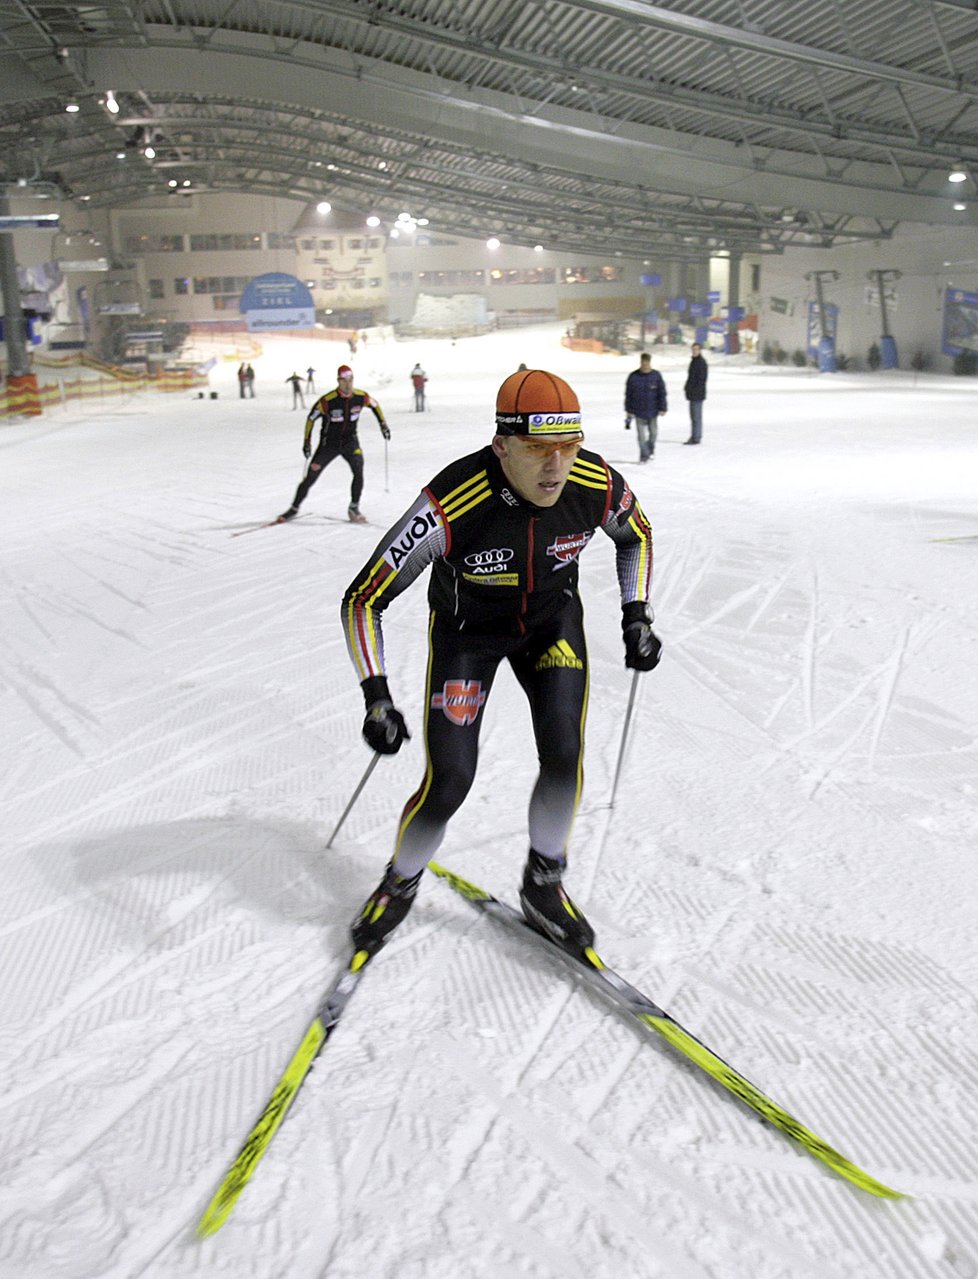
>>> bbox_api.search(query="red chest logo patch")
[547,531,592,564]
[431,679,487,726]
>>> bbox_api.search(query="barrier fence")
[1,354,209,421]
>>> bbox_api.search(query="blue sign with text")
[240,273,315,332]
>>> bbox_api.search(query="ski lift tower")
[868,270,902,369]
[805,270,840,372]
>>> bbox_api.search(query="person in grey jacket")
[683,343,708,444]
[624,353,667,462]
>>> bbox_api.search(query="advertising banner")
[240,273,315,332]
[942,288,978,356]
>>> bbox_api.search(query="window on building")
[347,238,363,250]
[319,238,335,250]
[750,263,761,293]
[301,239,316,250]
[124,233,185,254]
[562,265,621,284]
[174,277,189,295]
[148,279,165,299]
[193,275,251,294]
[367,238,382,250]
[368,278,383,289]
[212,295,241,310]
[267,233,297,250]
[189,233,263,251]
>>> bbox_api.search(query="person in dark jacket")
[624,353,667,462]
[341,368,660,961]
[683,343,708,444]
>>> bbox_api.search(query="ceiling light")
[317,200,332,214]
[949,168,967,183]
[953,201,967,211]
[143,145,156,159]
[65,102,79,113]
[182,179,191,187]
[104,91,119,114]
[168,179,178,188]
[417,218,429,226]
[116,151,126,160]
[390,228,400,239]
[533,244,544,252]
[327,163,336,171]
[486,237,501,251]
[366,215,380,228]
[378,161,388,171]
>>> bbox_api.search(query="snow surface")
[1,324,977,1279]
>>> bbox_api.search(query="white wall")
[755,224,978,367]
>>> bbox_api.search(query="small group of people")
[623,344,708,462]
[237,363,255,398]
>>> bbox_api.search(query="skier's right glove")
[360,676,410,754]
[302,441,311,459]
[621,603,662,671]
[624,416,632,430]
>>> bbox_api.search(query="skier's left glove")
[624,416,632,430]
[621,602,662,671]
[360,675,410,754]
[380,422,391,441]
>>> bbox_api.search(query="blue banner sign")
[707,290,721,303]
[640,273,663,287]
[667,298,687,312]
[942,288,978,356]
[721,306,745,321]
[240,273,315,332]
[688,302,711,317]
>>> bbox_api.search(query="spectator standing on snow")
[411,363,428,412]
[683,344,708,445]
[624,353,667,463]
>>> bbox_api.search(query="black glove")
[380,422,391,441]
[302,441,311,459]
[624,416,632,430]
[360,676,410,754]
[621,603,662,671]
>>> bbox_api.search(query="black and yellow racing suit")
[341,444,653,875]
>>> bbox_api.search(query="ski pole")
[608,669,641,809]
[326,753,382,848]
[384,436,389,492]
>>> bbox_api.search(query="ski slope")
[1,324,977,1279]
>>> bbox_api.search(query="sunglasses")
[518,436,584,458]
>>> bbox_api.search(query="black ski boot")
[277,506,299,522]
[519,849,595,955]
[351,862,423,957]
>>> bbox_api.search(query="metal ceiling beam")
[254,0,978,172]
[566,0,978,98]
